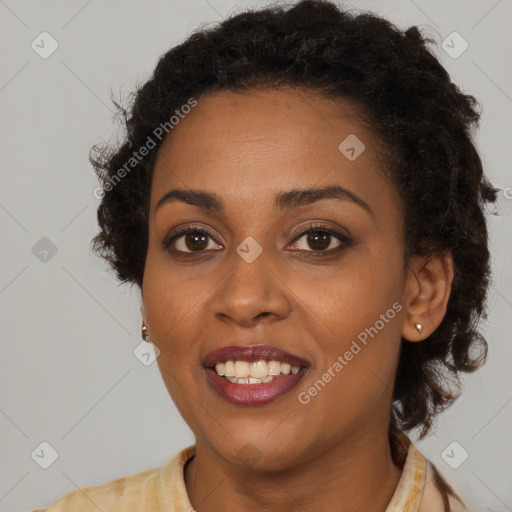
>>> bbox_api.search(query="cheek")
[291,242,404,397]
[143,257,208,429]
[142,252,206,378]
[292,241,405,336]
[293,279,403,437]
[143,244,203,327]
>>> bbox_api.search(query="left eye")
[290,229,344,253]
[169,230,222,253]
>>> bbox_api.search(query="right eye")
[162,226,223,254]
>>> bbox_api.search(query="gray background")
[1,1,511,511]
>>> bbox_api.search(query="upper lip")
[202,345,310,368]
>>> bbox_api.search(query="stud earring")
[415,323,423,334]
[141,323,151,342]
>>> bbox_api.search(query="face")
[142,87,410,471]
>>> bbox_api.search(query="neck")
[184,428,403,512]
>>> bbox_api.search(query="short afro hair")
[90,0,498,437]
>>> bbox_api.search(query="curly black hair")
[90,0,497,440]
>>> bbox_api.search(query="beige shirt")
[33,433,466,512]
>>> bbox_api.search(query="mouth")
[202,345,310,406]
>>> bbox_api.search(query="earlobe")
[401,252,454,342]
[140,304,150,340]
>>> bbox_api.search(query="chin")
[211,434,309,473]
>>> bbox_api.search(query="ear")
[401,251,454,342]
[140,304,149,332]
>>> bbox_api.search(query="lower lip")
[204,368,307,406]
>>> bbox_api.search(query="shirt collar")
[158,432,427,512]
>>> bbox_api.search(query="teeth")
[268,360,281,375]
[226,375,273,385]
[224,361,235,377]
[234,361,250,378]
[214,359,302,382]
[250,360,268,378]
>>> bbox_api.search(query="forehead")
[151,87,393,212]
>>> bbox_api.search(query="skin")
[141,87,454,512]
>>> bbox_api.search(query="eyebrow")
[155,184,373,216]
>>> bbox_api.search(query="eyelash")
[162,225,214,253]
[162,222,352,259]
[290,223,352,258]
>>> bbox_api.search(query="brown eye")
[306,232,332,251]
[164,228,222,253]
[294,230,342,252]
[182,232,208,251]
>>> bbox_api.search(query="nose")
[209,248,291,327]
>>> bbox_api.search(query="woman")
[34,0,497,510]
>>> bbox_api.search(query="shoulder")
[31,466,161,512]
[31,445,196,512]
[419,460,468,512]
[388,429,469,512]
